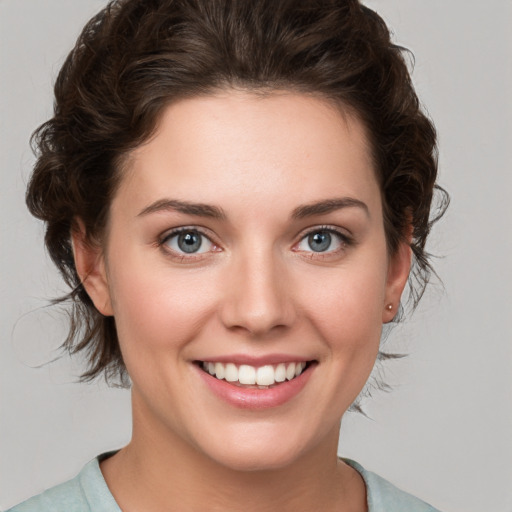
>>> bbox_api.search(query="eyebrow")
[291,197,369,219]
[137,196,368,221]
[137,199,227,220]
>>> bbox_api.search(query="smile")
[199,361,310,388]
[195,358,316,409]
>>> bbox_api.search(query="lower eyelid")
[157,226,352,259]
[160,228,217,255]
[295,228,351,252]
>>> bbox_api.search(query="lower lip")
[195,364,315,409]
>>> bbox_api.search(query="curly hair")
[27,0,448,384]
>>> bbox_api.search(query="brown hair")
[27,0,448,384]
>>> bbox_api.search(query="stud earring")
[386,303,393,311]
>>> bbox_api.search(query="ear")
[382,239,412,323]
[71,218,113,316]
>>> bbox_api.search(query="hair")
[27,0,448,385]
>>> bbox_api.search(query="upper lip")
[195,354,315,366]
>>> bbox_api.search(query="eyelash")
[158,226,219,262]
[293,225,354,259]
[157,225,354,261]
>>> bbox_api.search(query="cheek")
[294,252,388,390]
[106,253,218,359]
[301,262,387,337]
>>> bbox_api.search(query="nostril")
[217,271,296,335]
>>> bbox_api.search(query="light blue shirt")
[7,455,441,511]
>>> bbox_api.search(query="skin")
[73,91,411,512]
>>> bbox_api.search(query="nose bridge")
[220,241,294,335]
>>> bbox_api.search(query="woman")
[8,0,447,510]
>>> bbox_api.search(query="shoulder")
[343,459,442,512]
[6,477,88,512]
[6,454,120,512]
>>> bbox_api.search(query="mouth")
[196,360,314,389]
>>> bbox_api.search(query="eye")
[162,229,215,255]
[296,228,347,254]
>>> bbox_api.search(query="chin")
[208,445,305,473]
[193,421,320,473]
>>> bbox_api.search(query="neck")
[100,394,366,512]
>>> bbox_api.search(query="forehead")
[114,90,380,219]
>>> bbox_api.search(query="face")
[77,91,410,471]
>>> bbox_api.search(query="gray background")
[1,1,511,511]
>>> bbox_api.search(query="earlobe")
[71,219,113,316]
[382,240,412,323]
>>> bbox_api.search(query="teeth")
[238,365,256,385]
[256,365,274,386]
[295,361,306,377]
[275,363,286,382]
[214,362,225,380]
[201,361,308,386]
[224,363,238,382]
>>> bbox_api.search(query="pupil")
[178,231,202,253]
[308,231,331,252]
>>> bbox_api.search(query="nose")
[218,247,296,337]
